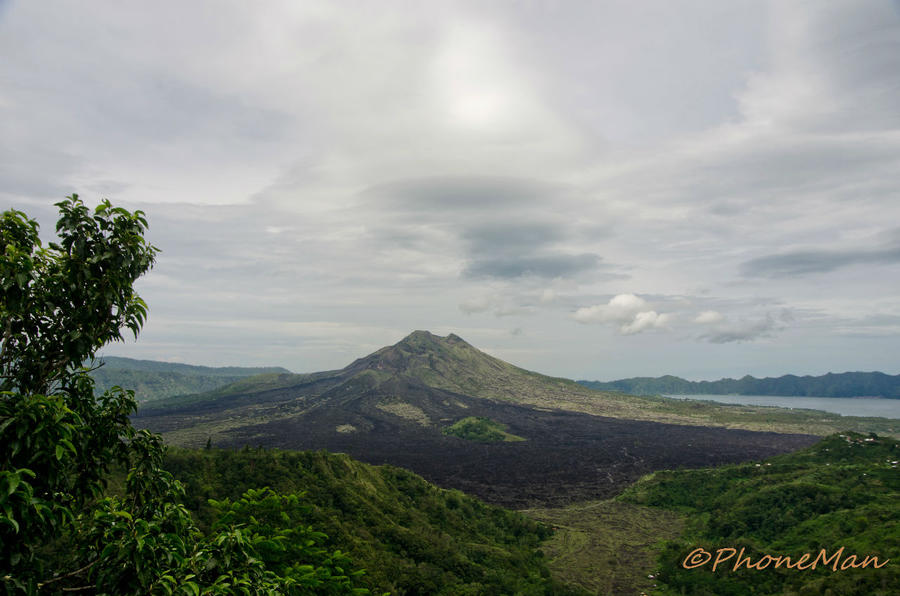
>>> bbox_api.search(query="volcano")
[135,331,817,507]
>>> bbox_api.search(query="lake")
[663,394,900,420]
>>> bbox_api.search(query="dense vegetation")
[621,433,899,595]
[164,448,580,595]
[0,197,368,593]
[580,371,900,398]
[90,356,290,402]
[442,416,525,442]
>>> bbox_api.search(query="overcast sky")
[3,1,900,380]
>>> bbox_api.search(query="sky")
[3,0,900,381]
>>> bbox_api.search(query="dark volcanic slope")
[219,382,816,508]
[135,332,818,508]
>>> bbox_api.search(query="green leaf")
[4,474,20,496]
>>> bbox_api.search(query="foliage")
[620,433,899,595]
[2,195,159,588]
[1,197,366,594]
[164,448,580,595]
[442,416,525,443]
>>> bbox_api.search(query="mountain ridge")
[88,356,293,402]
[136,331,897,438]
[579,371,900,398]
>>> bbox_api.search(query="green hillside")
[620,433,899,594]
[163,448,583,595]
[89,356,291,402]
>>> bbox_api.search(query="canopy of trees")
[1,196,367,594]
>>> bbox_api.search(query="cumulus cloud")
[574,293,647,322]
[694,310,725,324]
[620,310,672,335]
[574,294,671,335]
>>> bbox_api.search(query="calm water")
[663,394,900,420]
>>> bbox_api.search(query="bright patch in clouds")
[694,310,724,324]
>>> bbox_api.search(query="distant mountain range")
[88,356,290,402]
[578,372,900,399]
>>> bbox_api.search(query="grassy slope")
[443,416,526,442]
[140,371,315,411]
[523,500,684,595]
[164,448,585,596]
[619,433,899,595]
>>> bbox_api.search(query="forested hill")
[89,356,291,402]
[578,371,900,398]
[163,448,579,595]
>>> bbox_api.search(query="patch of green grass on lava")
[443,416,526,442]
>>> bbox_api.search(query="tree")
[1,196,367,594]
[2,195,160,588]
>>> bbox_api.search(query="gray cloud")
[361,176,613,282]
[460,219,606,280]
[463,221,565,252]
[698,311,793,344]
[464,253,601,280]
[741,245,900,278]
[366,176,557,213]
[700,320,776,344]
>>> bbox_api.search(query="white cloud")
[573,294,644,323]
[620,311,672,335]
[574,294,670,335]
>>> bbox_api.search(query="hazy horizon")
[97,330,900,384]
[4,1,900,380]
